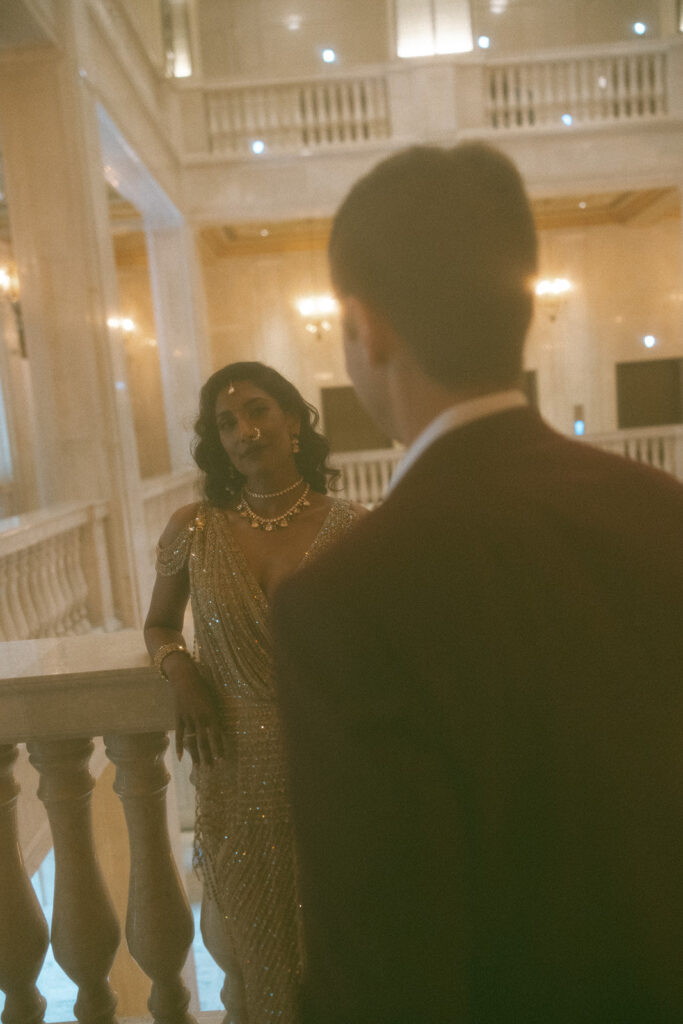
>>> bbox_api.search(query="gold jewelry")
[153,641,188,678]
[291,434,301,454]
[244,427,261,441]
[227,382,235,394]
[245,476,304,500]
[236,484,311,531]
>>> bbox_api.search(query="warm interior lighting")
[107,316,136,333]
[535,278,572,298]
[296,294,338,338]
[643,334,656,348]
[396,0,473,57]
[535,278,572,323]
[0,264,27,357]
[0,267,18,299]
[633,22,647,35]
[478,35,491,49]
[322,48,337,63]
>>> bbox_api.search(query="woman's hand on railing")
[163,653,225,766]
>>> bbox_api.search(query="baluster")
[105,733,195,1024]
[66,530,90,634]
[0,559,18,641]
[50,534,73,635]
[338,81,353,141]
[653,52,665,115]
[6,553,30,641]
[45,537,68,636]
[363,78,377,140]
[543,61,554,126]
[36,550,59,636]
[16,549,41,639]
[0,745,49,1024]
[377,78,390,137]
[27,545,51,638]
[27,738,120,1023]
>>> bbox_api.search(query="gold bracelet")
[153,641,188,679]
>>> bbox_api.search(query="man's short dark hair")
[329,142,538,387]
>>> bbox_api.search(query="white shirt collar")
[387,389,528,494]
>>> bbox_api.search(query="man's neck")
[389,367,507,447]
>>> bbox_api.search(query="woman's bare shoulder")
[158,502,202,547]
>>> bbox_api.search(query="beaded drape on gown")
[156,500,360,1023]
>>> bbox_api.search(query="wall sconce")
[296,294,339,340]
[535,278,572,322]
[0,265,27,358]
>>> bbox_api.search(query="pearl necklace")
[244,476,304,500]
[236,484,311,531]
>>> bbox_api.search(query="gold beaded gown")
[156,499,360,1023]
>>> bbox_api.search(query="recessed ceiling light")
[251,139,266,155]
[643,334,656,348]
[322,48,336,63]
[633,22,647,35]
[286,14,302,31]
[561,113,573,126]
[478,36,491,49]
[579,201,587,209]
[260,229,269,237]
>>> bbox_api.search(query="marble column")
[0,5,152,625]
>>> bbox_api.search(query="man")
[272,143,683,1023]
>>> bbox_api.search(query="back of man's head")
[329,142,538,388]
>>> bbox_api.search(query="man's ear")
[342,295,395,367]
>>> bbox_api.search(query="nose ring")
[246,427,261,441]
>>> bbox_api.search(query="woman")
[144,362,364,1022]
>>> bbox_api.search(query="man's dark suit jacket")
[272,407,683,1024]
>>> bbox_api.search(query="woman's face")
[214,380,299,478]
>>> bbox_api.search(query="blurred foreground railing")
[0,632,195,1022]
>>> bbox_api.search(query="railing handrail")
[0,500,108,556]
[584,423,683,444]
[482,35,678,68]
[0,631,169,745]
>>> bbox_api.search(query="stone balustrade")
[484,39,669,131]
[176,36,683,162]
[586,423,683,477]
[0,503,117,643]
[0,472,200,643]
[0,632,196,1023]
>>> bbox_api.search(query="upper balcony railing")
[176,37,683,162]
[484,40,668,131]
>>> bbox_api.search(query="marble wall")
[198,214,683,440]
[193,0,671,84]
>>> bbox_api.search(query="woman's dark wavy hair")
[192,361,340,506]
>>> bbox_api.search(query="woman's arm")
[144,505,225,766]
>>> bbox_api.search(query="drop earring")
[291,435,301,454]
